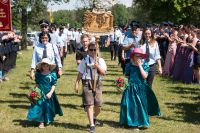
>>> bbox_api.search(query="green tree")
[11,0,70,50]
[111,4,128,26]
[133,0,200,25]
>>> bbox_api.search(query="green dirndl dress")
[27,72,63,123]
[120,62,160,127]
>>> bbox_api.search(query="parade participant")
[30,32,62,80]
[107,26,122,61]
[120,48,160,130]
[122,24,141,65]
[33,19,50,48]
[163,29,179,76]
[118,26,127,74]
[192,30,200,84]
[187,31,200,84]
[0,32,5,82]
[49,23,64,53]
[75,28,82,50]
[67,27,76,54]
[58,26,67,65]
[11,27,21,68]
[0,32,17,81]
[140,28,162,87]
[27,58,63,128]
[76,34,90,65]
[75,43,107,133]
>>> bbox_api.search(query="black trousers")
[122,59,130,75]
[69,40,76,54]
[110,41,118,60]
[9,51,17,69]
[147,64,156,87]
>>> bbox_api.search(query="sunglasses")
[40,25,48,28]
[89,49,96,52]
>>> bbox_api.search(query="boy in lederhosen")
[75,43,107,133]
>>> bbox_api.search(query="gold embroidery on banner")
[83,10,113,34]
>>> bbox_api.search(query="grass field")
[0,48,199,133]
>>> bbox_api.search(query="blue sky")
[48,0,133,11]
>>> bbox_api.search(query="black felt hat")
[39,19,50,26]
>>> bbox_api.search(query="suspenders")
[83,57,100,91]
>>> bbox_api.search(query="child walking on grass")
[27,58,63,128]
[120,48,161,130]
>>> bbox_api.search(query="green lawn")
[0,48,199,133]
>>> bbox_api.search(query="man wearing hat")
[33,19,50,48]
[122,24,141,67]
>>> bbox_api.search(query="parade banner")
[0,0,12,31]
[82,10,114,36]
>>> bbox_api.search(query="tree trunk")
[21,8,28,50]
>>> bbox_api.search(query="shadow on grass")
[57,93,81,97]
[103,90,121,95]
[102,108,120,114]
[98,119,120,128]
[9,93,28,98]
[13,119,39,127]
[181,95,200,101]
[107,73,122,76]
[19,86,32,90]
[65,69,77,72]
[168,86,200,95]
[104,101,120,106]
[8,104,29,109]
[20,81,35,85]
[107,68,122,72]
[107,65,119,69]
[62,73,77,76]
[103,79,115,83]
[0,100,29,104]
[164,102,200,124]
[53,121,87,131]
[19,81,34,90]
[12,120,87,130]
[60,103,81,110]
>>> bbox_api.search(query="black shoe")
[89,125,95,133]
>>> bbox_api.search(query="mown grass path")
[0,48,199,133]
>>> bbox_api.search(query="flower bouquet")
[28,87,42,104]
[114,77,128,92]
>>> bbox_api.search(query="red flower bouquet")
[115,77,128,92]
[28,87,42,104]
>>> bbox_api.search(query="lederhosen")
[82,57,102,107]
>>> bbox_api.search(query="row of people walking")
[0,28,21,82]
[106,22,200,84]
[27,19,161,133]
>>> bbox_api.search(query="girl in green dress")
[120,48,160,130]
[27,58,63,128]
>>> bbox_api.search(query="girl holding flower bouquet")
[120,48,160,130]
[27,58,63,128]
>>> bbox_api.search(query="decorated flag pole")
[82,0,114,92]
[93,36,100,92]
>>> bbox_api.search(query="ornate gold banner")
[82,10,113,36]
